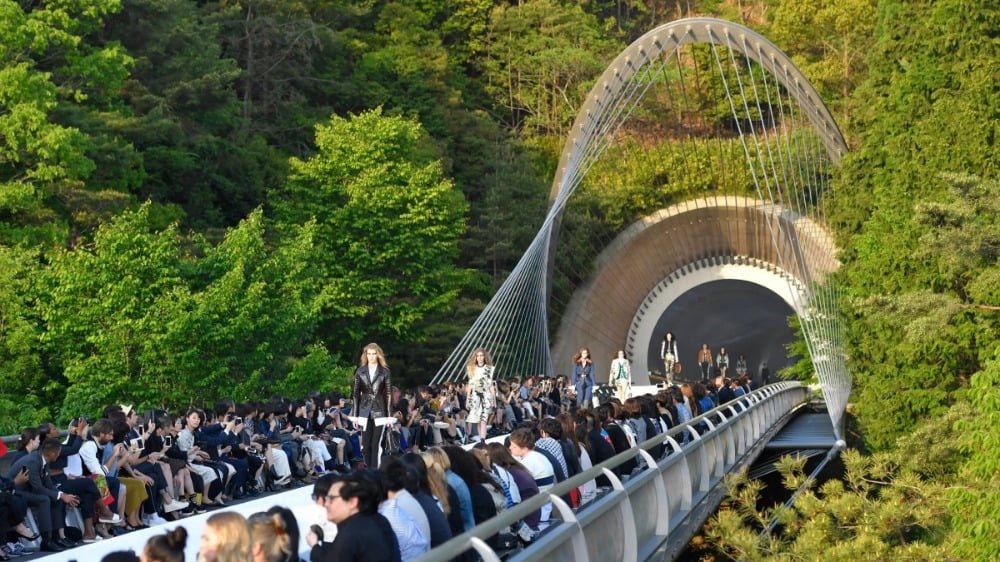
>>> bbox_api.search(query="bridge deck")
[764,412,837,449]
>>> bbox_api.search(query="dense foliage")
[0,0,997,556]
[706,0,1000,558]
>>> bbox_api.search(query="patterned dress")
[467,365,496,423]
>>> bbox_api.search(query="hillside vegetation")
[1,1,997,555]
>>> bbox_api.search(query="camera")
[70,416,89,427]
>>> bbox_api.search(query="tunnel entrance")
[647,279,796,385]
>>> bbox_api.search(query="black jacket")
[311,511,400,562]
[352,364,392,418]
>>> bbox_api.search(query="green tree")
[39,204,187,413]
[37,204,326,414]
[0,246,52,433]
[767,0,877,117]
[0,0,133,246]
[830,0,1000,448]
[274,342,354,400]
[948,353,1000,558]
[206,0,347,152]
[98,0,278,229]
[483,0,619,137]
[273,108,469,350]
[351,2,461,138]
[705,450,953,560]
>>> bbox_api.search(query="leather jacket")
[352,364,392,419]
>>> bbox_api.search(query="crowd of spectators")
[0,394,366,558]
[0,368,759,560]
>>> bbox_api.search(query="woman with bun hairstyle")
[248,510,294,562]
[142,526,187,562]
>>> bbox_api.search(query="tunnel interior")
[647,279,797,384]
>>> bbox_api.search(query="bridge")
[29,16,853,562]
[424,16,853,561]
[50,381,829,562]
[417,382,824,562]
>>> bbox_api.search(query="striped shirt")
[517,450,555,492]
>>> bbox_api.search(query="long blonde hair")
[420,450,451,514]
[465,347,493,377]
[359,342,388,367]
[201,511,250,562]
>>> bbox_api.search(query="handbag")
[381,425,401,455]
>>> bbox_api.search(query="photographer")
[177,410,225,506]
[230,403,265,494]
[294,401,336,474]
[323,405,357,469]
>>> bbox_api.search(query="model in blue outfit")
[571,347,596,408]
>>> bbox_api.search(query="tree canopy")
[0,2,998,557]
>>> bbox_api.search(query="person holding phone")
[0,465,36,556]
[352,343,392,469]
[6,437,81,552]
[39,421,115,542]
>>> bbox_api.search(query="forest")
[1,0,998,557]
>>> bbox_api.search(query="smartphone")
[20,466,28,475]
[133,438,145,451]
[164,435,173,448]
[235,417,243,425]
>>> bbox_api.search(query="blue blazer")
[572,361,595,388]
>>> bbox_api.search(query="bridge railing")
[415,381,810,562]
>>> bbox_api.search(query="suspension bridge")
[424,16,853,561]
[51,16,854,562]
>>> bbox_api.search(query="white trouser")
[266,445,292,479]
[188,462,217,484]
[303,438,332,464]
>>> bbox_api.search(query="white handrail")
[416,381,809,562]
